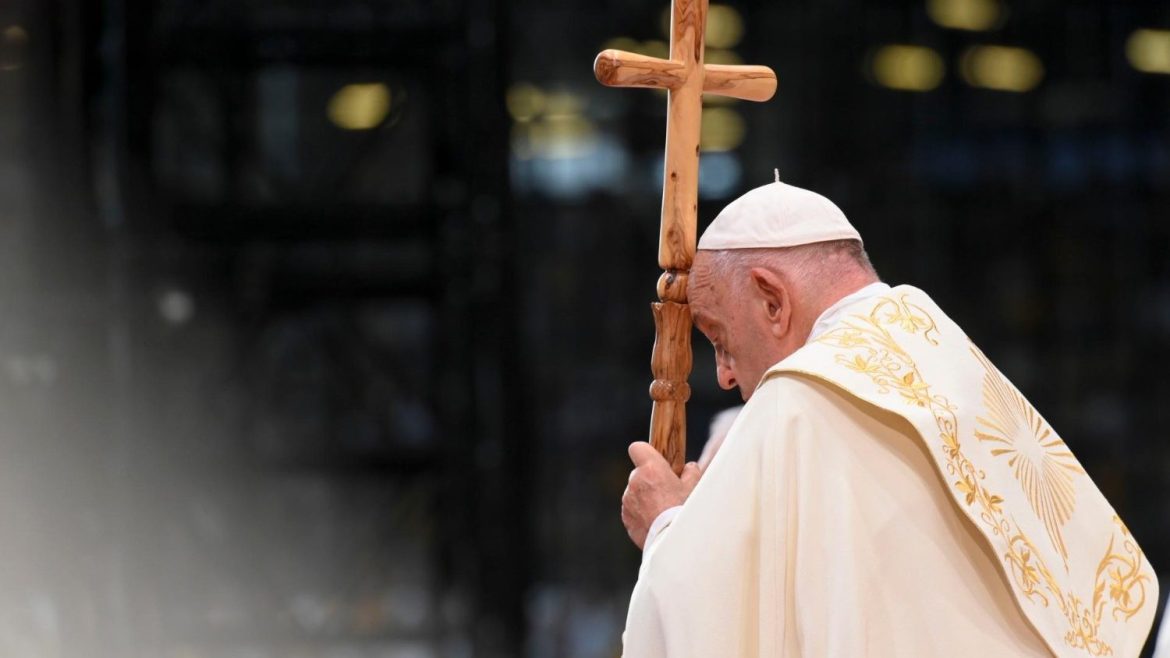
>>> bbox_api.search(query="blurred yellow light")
[506,82,545,122]
[3,25,28,43]
[871,45,945,92]
[327,83,391,130]
[1,25,28,72]
[520,115,597,159]
[960,45,1044,92]
[703,94,740,106]
[641,39,670,60]
[602,37,641,54]
[543,91,584,119]
[543,114,593,137]
[662,5,744,47]
[706,5,745,49]
[700,107,745,152]
[1126,29,1170,74]
[927,0,1001,31]
[704,49,743,66]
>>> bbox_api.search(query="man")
[619,180,1158,657]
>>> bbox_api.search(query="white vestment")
[623,286,1157,657]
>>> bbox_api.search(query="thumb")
[680,461,702,490]
[628,441,666,468]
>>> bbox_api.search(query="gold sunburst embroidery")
[815,297,1151,653]
[971,348,1085,567]
[814,296,1151,650]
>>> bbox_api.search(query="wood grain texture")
[593,49,686,89]
[703,64,777,102]
[594,51,778,103]
[656,270,689,303]
[593,0,775,471]
[650,301,693,475]
[658,0,704,273]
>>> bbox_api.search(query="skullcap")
[697,180,862,251]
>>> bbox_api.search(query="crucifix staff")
[594,0,776,474]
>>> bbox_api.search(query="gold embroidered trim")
[972,346,1085,568]
[813,294,1150,656]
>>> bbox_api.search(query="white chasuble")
[622,285,1157,658]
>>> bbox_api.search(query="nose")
[716,360,737,391]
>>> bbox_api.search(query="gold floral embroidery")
[971,347,1085,567]
[1098,517,1152,623]
[1063,518,1152,654]
[813,294,1150,656]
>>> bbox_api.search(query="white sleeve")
[644,505,683,551]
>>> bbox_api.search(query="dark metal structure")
[3,0,529,656]
[1,0,1169,656]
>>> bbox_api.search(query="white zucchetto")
[697,180,862,251]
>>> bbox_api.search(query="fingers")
[628,441,664,467]
[623,445,693,551]
[620,486,645,549]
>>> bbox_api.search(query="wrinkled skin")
[620,252,800,548]
[621,442,701,549]
[620,248,876,548]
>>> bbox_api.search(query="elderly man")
[619,181,1158,657]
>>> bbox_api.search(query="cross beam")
[594,0,776,474]
[594,49,777,103]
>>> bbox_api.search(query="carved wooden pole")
[594,0,777,474]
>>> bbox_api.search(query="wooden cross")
[594,0,776,474]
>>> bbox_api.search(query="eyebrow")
[691,310,718,333]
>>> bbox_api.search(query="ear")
[748,267,792,338]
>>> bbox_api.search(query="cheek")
[738,328,781,376]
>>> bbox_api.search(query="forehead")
[688,255,724,326]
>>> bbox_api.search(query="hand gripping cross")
[594,0,777,473]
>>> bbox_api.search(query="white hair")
[700,239,877,296]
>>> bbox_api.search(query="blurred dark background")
[0,0,1168,656]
